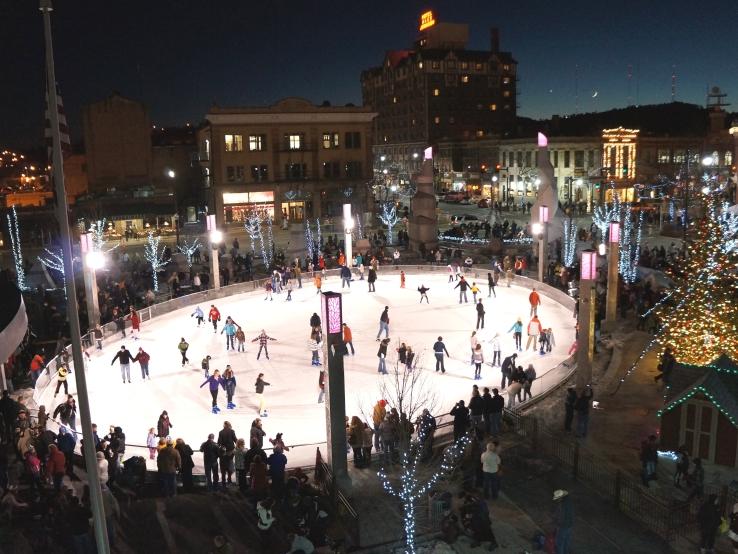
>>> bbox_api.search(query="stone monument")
[531,132,565,244]
[409,147,439,254]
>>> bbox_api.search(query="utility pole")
[40,1,110,551]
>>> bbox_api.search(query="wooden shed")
[658,354,738,468]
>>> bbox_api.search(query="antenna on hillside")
[627,64,633,106]
[636,63,640,106]
[671,65,677,102]
[574,64,579,113]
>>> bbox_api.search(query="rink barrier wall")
[30,264,576,471]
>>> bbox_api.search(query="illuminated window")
[673,150,686,163]
[461,75,470,83]
[726,151,733,165]
[503,64,510,71]
[224,134,243,152]
[322,132,339,149]
[434,116,440,124]
[502,77,511,84]
[393,96,398,103]
[476,130,484,137]
[433,88,440,96]
[418,62,423,69]
[460,62,468,70]
[503,90,511,97]
[248,134,266,152]
[475,63,483,70]
[489,103,497,111]
[285,133,304,150]
[657,149,671,164]
[431,61,440,69]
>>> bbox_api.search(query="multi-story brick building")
[361,10,516,175]
[197,98,376,227]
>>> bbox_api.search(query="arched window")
[725,151,733,166]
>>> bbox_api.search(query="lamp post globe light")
[80,232,103,332]
[342,204,354,268]
[206,214,222,289]
[535,205,549,283]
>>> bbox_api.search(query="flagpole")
[40,1,110,552]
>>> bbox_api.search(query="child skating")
[235,327,246,352]
[251,330,276,360]
[200,369,225,413]
[147,428,157,459]
[254,373,270,416]
[264,280,273,301]
[201,355,211,377]
[223,366,237,409]
[191,306,204,327]
[417,285,430,303]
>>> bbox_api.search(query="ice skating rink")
[37,270,576,470]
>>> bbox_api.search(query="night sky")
[2,0,737,148]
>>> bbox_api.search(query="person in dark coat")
[217,421,238,486]
[564,387,577,432]
[450,400,470,442]
[697,494,721,553]
[367,267,377,292]
[175,438,195,492]
[157,411,173,438]
[200,433,220,491]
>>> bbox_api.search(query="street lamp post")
[532,205,549,283]
[80,233,103,331]
[603,222,620,332]
[320,291,351,490]
[166,169,180,246]
[206,214,222,290]
[40,1,110,551]
[576,250,597,392]
[343,204,353,267]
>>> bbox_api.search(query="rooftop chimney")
[490,28,500,53]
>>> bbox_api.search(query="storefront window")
[222,191,275,223]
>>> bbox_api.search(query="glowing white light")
[167,169,176,179]
[86,250,105,270]
[531,222,543,235]
[598,243,607,256]
[702,156,715,166]
[209,230,223,244]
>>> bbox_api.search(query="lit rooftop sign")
[419,10,436,31]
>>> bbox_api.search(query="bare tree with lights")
[37,247,66,293]
[176,237,201,268]
[371,353,471,554]
[562,218,578,267]
[88,218,118,253]
[378,202,400,245]
[6,205,28,290]
[144,231,168,292]
[591,194,621,240]
[618,203,644,283]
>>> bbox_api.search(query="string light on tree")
[378,202,399,245]
[316,218,323,248]
[37,247,66,293]
[6,205,27,290]
[617,203,644,283]
[144,231,168,292]
[265,214,274,267]
[244,212,261,253]
[562,218,577,267]
[591,195,621,239]
[89,218,118,253]
[176,237,201,268]
[304,221,314,260]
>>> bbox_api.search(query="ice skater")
[133,347,151,380]
[376,306,390,341]
[314,274,322,294]
[236,327,246,352]
[223,366,237,409]
[308,329,322,366]
[127,307,141,340]
[433,336,450,373]
[487,272,496,298]
[476,299,485,330]
[400,271,406,288]
[489,333,502,366]
[377,338,389,374]
[202,355,212,377]
[340,265,351,288]
[471,282,480,303]
[417,284,430,303]
[111,345,133,384]
[221,319,237,350]
[254,373,270,416]
[191,306,204,327]
[454,276,469,303]
[264,280,273,301]
[368,266,377,292]
[200,369,225,413]
[508,318,523,351]
[342,323,355,355]
[208,305,221,333]
[472,344,484,380]
[178,337,190,366]
[252,330,276,360]
[285,278,294,301]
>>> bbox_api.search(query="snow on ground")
[37,270,575,470]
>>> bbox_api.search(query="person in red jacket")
[528,288,542,317]
[208,305,221,333]
[46,444,67,492]
[29,352,45,386]
[127,306,141,340]
[133,347,151,380]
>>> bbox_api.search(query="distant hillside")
[513,102,738,139]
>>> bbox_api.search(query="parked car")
[450,214,480,225]
[444,192,467,203]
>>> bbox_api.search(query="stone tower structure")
[409,148,438,254]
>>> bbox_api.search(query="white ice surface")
[37,271,576,470]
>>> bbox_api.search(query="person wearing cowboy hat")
[552,489,573,553]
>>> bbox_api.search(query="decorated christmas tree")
[652,191,738,364]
